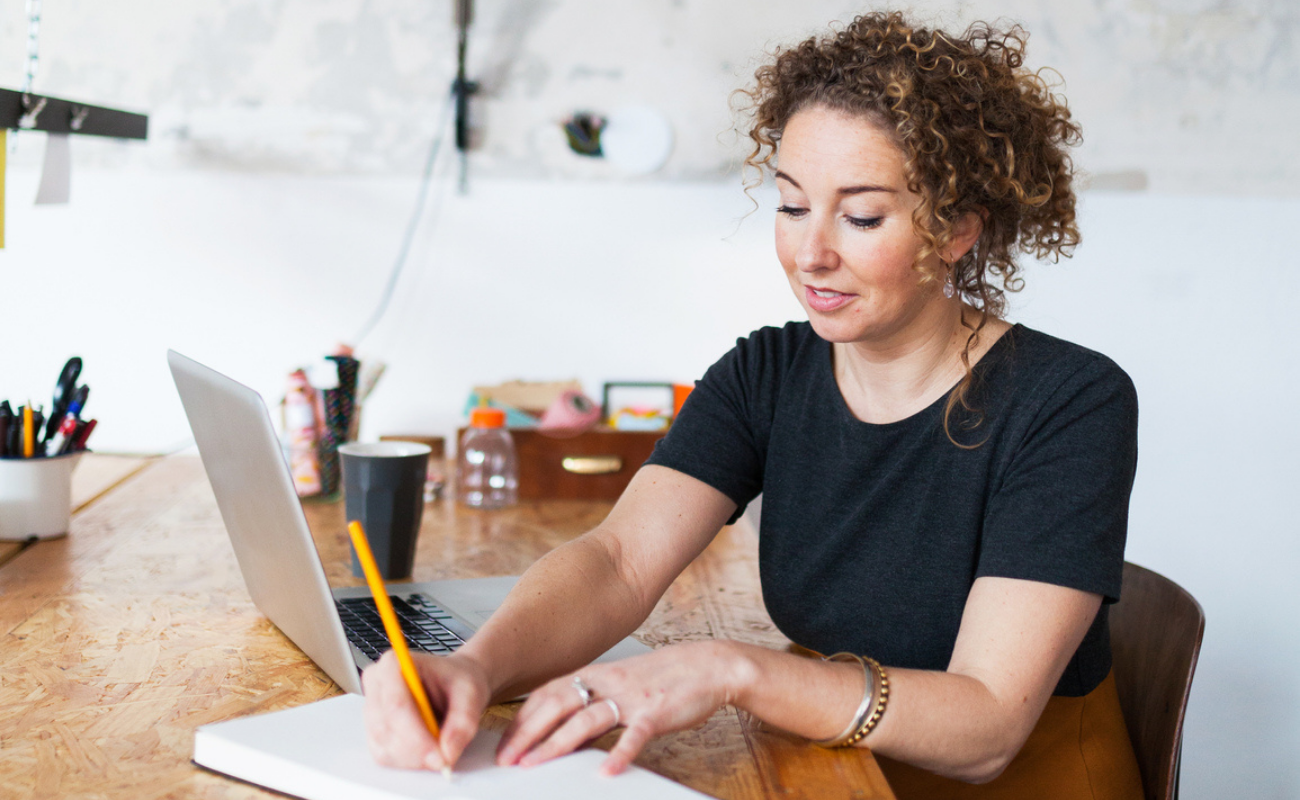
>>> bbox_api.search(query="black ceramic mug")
[338,441,431,580]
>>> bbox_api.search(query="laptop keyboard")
[336,594,468,662]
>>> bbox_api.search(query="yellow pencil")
[22,405,34,458]
[347,520,451,778]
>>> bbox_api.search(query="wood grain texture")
[0,454,154,571]
[0,541,21,568]
[1,454,894,800]
[71,454,158,513]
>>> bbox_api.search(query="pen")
[347,521,451,779]
[0,401,11,457]
[44,357,82,443]
[30,407,45,456]
[48,384,90,455]
[66,385,89,420]
[72,419,97,452]
[48,413,80,456]
[4,406,19,456]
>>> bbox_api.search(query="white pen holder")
[0,451,84,541]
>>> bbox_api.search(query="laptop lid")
[167,349,364,694]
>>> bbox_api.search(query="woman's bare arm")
[734,576,1101,782]
[368,462,1099,783]
[464,465,738,700]
[502,575,1100,783]
[361,465,738,771]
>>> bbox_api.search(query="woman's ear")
[944,210,985,262]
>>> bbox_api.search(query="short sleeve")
[976,357,1139,603]
[645,328,790,522]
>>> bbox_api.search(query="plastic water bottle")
[457,407,518,508]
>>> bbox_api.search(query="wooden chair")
[1109,562,1206,800]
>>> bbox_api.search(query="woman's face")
[775,105,947,349]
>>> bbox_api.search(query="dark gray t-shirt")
[646,322,1138,696]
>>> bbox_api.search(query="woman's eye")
[847,216,883,230]
[776,204,807,218]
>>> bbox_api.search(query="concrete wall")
[3,0,1298,191]
[1,2,1296,797]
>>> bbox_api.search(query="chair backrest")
[1109,562,1205,800]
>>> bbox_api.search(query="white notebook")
[193,694,712,800]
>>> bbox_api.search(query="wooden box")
[457,427,664,501]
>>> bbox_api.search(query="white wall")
[5,167,1297,799]
[1,1,1297,797]
[0,168,798,452]
[1011,192,1300,800]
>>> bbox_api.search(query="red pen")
[72,419,97,451]
[49,413,80,455]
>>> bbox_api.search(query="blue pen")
[44,357,82,443]
[48,386,90,456]
[65,385,89,420]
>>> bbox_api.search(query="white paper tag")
[307,359,341,390]
[35,133,71,205]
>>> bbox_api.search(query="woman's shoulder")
[990,324,1137,416]
[718,321,821,375]
[735,320,819,351]
[693,321,827,414]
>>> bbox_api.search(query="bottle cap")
[469,407,506,428]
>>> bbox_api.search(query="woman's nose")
[795,219,838,272]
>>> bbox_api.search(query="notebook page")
[194,693,711,800]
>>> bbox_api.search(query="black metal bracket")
[453,0,476,153]
[0,88,147,140]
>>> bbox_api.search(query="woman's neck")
[832,305,1010,424]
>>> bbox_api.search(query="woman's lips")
[805,286,854,312]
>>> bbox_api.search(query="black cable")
[351,91,456,347]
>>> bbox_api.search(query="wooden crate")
[456,427,664,501]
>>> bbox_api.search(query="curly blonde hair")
[738,11,1082,442]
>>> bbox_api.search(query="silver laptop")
[167,349,651,695]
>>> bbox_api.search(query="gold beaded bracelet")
[841,656,890,747]
[812,652,874,748]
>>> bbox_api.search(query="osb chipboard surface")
[0,454,892,800]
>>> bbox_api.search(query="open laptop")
[167,349,651,695]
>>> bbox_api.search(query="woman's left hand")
[495,640,747,775]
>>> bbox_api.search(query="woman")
[363,12,1144,798]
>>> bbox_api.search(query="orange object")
[468,407,506,428]
[673,383,694,419]
[347,521,445,762]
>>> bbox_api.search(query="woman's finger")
[497,678,588,764]
[600,718,655,776]
[517,698,622,767]
[499,643,732,770]
[362,653,441,769]
[361,650,494,772]
[433,662,489,769]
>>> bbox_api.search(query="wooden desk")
[0,454,157,569]
[0,454,895,800]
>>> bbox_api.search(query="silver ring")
[572,675,593,707]
[602,697,622,728]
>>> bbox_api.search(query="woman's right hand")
[361,650,492,772]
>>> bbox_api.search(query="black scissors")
[44,356,82,443]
